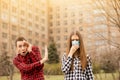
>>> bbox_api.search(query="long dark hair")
[66,31,87,70]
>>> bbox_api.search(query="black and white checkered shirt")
[61,54,94,80]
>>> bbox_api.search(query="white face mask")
[72,40,80,46]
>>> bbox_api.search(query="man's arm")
[32,45,48,64]
[13,57,44,72]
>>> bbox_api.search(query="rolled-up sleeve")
[86,56,94,80]
[61,54,73,74]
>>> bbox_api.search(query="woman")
[61,31,94,80]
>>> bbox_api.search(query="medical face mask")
[72,40,80,46]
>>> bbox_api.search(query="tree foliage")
[47,42,59,64]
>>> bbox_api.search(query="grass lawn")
[0,73,64,80]
[0,72,119,80]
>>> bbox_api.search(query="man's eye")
[19,45,22,48]
[23,44,25,46]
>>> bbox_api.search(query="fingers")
[71,45,79,51]
[69,45,79,56]
[23,40,29,47]
[23,40,32,52]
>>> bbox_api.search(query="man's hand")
[40,45,48,64]
[23,40,32,52]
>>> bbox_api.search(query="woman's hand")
[68,45,79,57]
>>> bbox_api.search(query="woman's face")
[71,34,80,46]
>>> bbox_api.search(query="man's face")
[16,40,28,56]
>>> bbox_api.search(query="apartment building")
[0,0,48,58]
[48,0,120,57]
[0,0,119,59]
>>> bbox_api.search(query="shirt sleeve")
[32,46,42,60]
[13,57,44,73]
[61,54,73,74]
[86,56,94,80]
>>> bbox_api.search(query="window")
[94,24,107,30]
[64,20,67,25]
[56,13,60,18]
[71,12,75,17]
[28,13,32,18]
[11,16,17,23]
[49,15,53,19]
[95,40,106,45]
[20,28,25,34]
[21,10,25,15]
[1,13,8,20]
[56,36,60,41]
[2,23,8,29]
[35,15,39,21]
[12,6,17,13]
[28,30,32,35]
[28,39,32,43]
[64,28,68,32]
[41,10,45,16]
[49,22,53,26]
[42,42,45,46]
[79,27,83,31]
[2,42,7,50]
[2,32,7,38]
[50,29,53,34]
[64,43,67,48]
[64,13,67,17]
[94,16,106,22]
[41,34,45,39]
[71,20,75,24]
[56,21,60,26]
[56,28,60,33]
[28,21,32,27]
[2,1,8,10]
[41,18,45,23]
[21,18,25,25]
[64,35,67,40]
[79,18,82,24]
[41,26,45,31]
[35,24,39,29]
[57,43,60,48]
[35,32,39,36]
[12,35,17,40]
[35,40,39,46]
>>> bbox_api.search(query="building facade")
[0,0,48,58]
[0,0,119,59]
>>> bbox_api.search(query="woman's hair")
[66,31,87,70]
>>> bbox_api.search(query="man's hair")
[15,37,26,47]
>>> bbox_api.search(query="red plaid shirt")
[13,46,44,80]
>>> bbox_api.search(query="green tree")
[48,42,59,64]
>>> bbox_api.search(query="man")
[13,37,48,80]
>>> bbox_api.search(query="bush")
[44,63,63,75]
[93,63,101,74]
